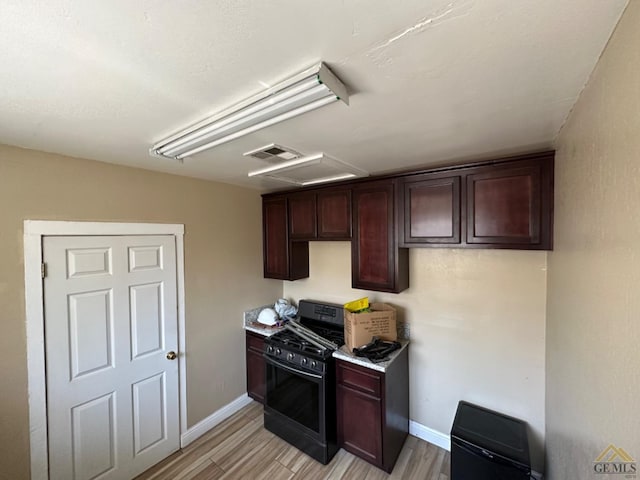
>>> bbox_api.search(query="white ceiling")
[0,0,628,191]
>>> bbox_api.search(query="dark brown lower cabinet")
[245,332,266,404]
[336,348,409,473]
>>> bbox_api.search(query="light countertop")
[333,340,409,373]
[244,305,409,372]
[243,305,285,337]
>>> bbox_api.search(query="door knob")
[166,351,177,360]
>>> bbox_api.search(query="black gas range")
[263,300,345,464]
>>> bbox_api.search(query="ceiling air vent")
[243,144,302,164]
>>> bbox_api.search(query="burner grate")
[267,323,344,360]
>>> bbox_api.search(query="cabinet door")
[466,163,543,246]
[352,181,408,293]
[317,189,351,239]
[288,193,317,240]
[263,197,309,280]
[337,384,382,465]
[263,197,288,278]
[401,175,461,245]
[246,333,265,404]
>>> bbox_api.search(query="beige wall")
[284,242,547,470]
[0,145,282,480]
[547,1,640,478]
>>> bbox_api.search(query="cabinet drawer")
[337,362,381,397]
[246,332,265,352]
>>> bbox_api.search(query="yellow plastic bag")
[343,297,369,313]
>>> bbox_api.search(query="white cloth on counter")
[274,298,298,321]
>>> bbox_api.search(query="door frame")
[24,220,187,480]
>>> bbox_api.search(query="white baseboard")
[180,393,254,448]
[409,420,451,451]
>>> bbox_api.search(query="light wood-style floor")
[136,401,450,480]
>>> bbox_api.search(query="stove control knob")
[275,348,281,356]
[287,353,294,361]
[311,361,317,369]
[267,346,273,354]
[301,358,308,365]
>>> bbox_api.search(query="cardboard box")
[344,303,397,351]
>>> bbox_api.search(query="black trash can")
[451,401,531,480]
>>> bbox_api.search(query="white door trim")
[24,221,187,480]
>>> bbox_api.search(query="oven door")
[264,354,325,439]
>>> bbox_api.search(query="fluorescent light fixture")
[301,173,358,186]
[150,63,348,160]
[247,152,368,186]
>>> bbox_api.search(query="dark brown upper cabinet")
[263,196,309,280]
[398,152,553,250]
[288,189,352,241]
[400,174,461,246]
[288,192,317,240]
[317,188,352,239]
[262,151,554,289]
[465,155,553,249]
[351,180,409,293]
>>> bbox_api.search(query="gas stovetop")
[268,327,344,356]
[265,300,345,370]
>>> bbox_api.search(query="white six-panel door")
[43,235,180,480]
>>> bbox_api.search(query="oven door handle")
[263,355,323,380]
